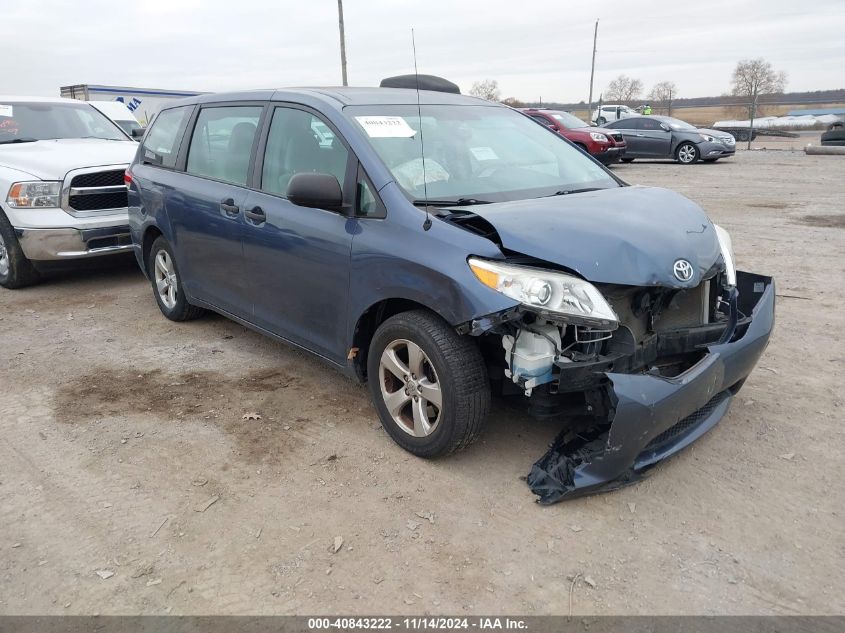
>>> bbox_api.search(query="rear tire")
[0,209,40,289]
[596,117,607,125]
[147,236,205,321]
[367,310,490,458]
[676,142,700,164]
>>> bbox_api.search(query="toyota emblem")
[673,259,694,282]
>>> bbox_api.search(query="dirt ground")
[1,149,843,616]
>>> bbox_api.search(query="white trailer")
[60,84,204,126]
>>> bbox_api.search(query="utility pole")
[337,0,348,86]
[747,83,758,150]
[587,19,599,122]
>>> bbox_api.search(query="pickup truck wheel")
[676,142,700,164]
[367,310,490,458]
[0,209,40,289]
[148,237,205,321]
[596,117,607,125]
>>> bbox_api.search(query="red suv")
[520,108,626,165]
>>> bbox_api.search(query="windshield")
[0,101,128,143]
[550,111,588,129]
[346,105,617,203]
[656,116,697,131]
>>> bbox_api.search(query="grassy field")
[567,102,845,127]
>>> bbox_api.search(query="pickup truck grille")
[65,168,128,214]
[70,169,125,188]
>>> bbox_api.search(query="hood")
[0,138,137,180]
[579,126,618,135]
[453,186,722,288]
[697,128,733,138]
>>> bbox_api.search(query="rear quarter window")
[141,106,192,168]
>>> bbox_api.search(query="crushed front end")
[466,268,775,504]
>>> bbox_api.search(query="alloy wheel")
[154,249,178,310]
[378,339,443,437]
[678,144,697,164]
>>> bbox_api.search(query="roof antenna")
[412,28,432,231]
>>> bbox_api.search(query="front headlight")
[714,224,736,287]
[589,132,608,142]
[699,134,715,142]
[468,258,618,329]
[6,181,61,208]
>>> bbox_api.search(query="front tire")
[620,157,635,163]
[0,209,40,289]
[147,236,205,321]
[676,142,700,164]
[367,310,490,458]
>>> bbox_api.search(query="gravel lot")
[1,150,842,615]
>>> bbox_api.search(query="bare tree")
[648,81,678,115]
[604,75,643,102]
[500,97,526,108]
[730,58,786,147]
[469,79,501,102]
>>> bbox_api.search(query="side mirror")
[659,124,670,132]
[131,127,146,139]
[287,172,344,212]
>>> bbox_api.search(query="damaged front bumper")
[528,270,775,504]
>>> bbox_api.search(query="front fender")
[346,184,517,348]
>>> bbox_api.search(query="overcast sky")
[3,0,843,103]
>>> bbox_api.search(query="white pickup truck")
[0,96,139,288]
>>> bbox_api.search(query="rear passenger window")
[141,106,192,168]
[186,106,262,185]
[261,107,349,197]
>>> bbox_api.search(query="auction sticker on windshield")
[355,115,416,138]
[0,105,13,117]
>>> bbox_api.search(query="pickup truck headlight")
[7,181,61,208]
[468,257,618,328]
[714,224,736,287]
[589,132,608,142]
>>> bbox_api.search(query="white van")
[592,104,637,125]
[90,101,143,138]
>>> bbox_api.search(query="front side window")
[141,106,192,167]
[0,101,127,144]
[186,106,262,185]
[261,107,349,197]
[346,104,617,203]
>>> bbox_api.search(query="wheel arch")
[351,297,461,382]
[140,225,164,277]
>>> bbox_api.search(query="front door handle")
[220,198,240,216]
[244,206,266,224]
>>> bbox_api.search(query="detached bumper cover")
[528,271,775,504]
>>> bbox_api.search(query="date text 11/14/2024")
[307,617,528,630]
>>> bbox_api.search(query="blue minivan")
[126,84,774,503]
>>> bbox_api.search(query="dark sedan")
[604,115,736,164]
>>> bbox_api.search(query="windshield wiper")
[412,198,493,207]
[0,137,38,145]
[546,187,605,197]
